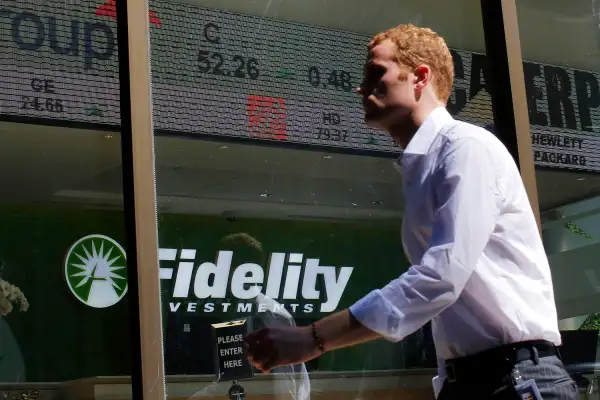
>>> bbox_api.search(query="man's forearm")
[313,309,382,352]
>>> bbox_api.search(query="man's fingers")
[261,355,279,374]
[248,356,262,370]
[245,330,279,373]
[252,351,277,373]
[244,327,269,345]
[245,328,267,358]
[251,340,276,366]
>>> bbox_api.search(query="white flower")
[0,278,29,316]
[20,298,29,312]
[0,296,13,316]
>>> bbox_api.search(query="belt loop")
[531,345,540,365]
[446,362,456,383]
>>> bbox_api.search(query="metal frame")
[115,0,166,398]
[480,0,542,231]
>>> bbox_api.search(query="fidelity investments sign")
[159,248,354,315]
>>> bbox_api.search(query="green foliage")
[565,222,593,241]
[580,313,600,331]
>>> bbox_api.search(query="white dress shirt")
[349,107,561,395]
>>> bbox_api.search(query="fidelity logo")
[64,234,128,308]
[159,248,354,315]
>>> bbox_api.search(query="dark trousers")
[438,341,579,399]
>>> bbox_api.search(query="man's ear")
[413,65,432,92]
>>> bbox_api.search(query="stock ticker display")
[1,0,599,169]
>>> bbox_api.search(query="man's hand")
[244,325,321,373]
[245,310,381,373]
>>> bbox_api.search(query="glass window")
[150,0,490,398]
[0,0,139,397]
[516,0,600,395]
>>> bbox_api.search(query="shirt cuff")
[349,289,406,342]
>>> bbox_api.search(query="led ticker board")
[1,0,600,169]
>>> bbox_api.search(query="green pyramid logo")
[64,235,128,308]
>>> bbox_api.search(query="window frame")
[121,1,537,399]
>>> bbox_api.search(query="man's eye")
[365,71,382,84]
[364,73,378,85]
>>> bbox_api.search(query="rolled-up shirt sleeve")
[349,137,501,341]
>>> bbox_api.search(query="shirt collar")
[402,107,454,156]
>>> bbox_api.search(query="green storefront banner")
[0,205,421,382]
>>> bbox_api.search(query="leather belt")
[445,340,559,383]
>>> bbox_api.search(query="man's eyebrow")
[364,60,378,69]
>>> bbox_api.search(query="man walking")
[245,24,578,399]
